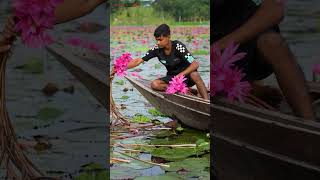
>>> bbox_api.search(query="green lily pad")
[135,175,183,180]
[16,58,43,74]
[75,163,109,180]
[82,163,105,171]
[151,147,198,161]
[150,128,209,145]
[120,95,129,100]
[175,127,184,133]
[148,108,166,117]
[37,107,64,121]
[115,80,125,85]
[110,166,141,180]
[153,130,175,138]
[163,157,210,179]
[131,114,151,123]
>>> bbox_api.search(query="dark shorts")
[160,74,196,87]
[212,0,279,81]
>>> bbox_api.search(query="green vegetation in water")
[154,64,162,69]
[151,128,209,145]
[192,49,209,55]
[74,163,109,180]
[121,95,129,100]
[163,156,210,179]
[131,114,151,123]
[115,80,125,85]
[144,129,210,161]
[111,6,175,26]
[135,175,183,180]
[175,126,184,133]
[148,108,166,117]
[37,107,64,121]
[16,57,43,74]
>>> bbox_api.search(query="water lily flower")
[166,75,189,95]
[13,0,64,48]
[312,63,320,75]
[114,53,132,77]
[211,42,251,102]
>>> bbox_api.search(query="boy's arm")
[54,0,106,24]
[216,0,285,49]
[178,61,199,76]
[127,58,144,69]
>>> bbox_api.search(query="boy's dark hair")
[154,24,170,37]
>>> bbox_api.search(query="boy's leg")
[151,79,168,91]
[189,71,209,100]
[256,30,315,120]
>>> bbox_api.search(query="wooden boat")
[46,42,210,130]
[46,41,320,178]
[46,42,109,110]
[212,82,320,179]
[125,76,210,130]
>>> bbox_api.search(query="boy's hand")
[110,66,115,79]
[2,15,16,40]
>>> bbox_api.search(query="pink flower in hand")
[13,0,64,48]
[166,75,189,95]
[114,53,133,77]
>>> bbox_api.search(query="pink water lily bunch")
[13,0,64,48]
[166,75,189,95]
[114,53,132,77]
[211,42,251,102]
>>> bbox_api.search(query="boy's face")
[155,35,170,48]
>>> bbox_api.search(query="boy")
[212,0,315,120]
[126,24,209,100]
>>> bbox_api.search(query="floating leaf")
[16,58,43,74]
[121,95,129,100]
[131,114,151,123]
[82,163,105,171]
[110,166,140,180]
[135,175,183,180]
[176,127,184,133]
[153,130,175,138]
[151,128,209,145]
[163,157,210,179]
[75,163,108,180]
[37,107,64,121]
[115,80,125,85]
[154,64,162,69]
[148,108,166,117]
[151,147,198,161]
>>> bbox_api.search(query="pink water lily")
[66,37,82,46]
[211,42,251,102]
[114,53,133,77]
[82,42,105,53]
[313,63,320,75]
[166,75,189,95]
[130,72,143,79]
[13,0,63,48]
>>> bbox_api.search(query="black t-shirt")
[142,40,195,76]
